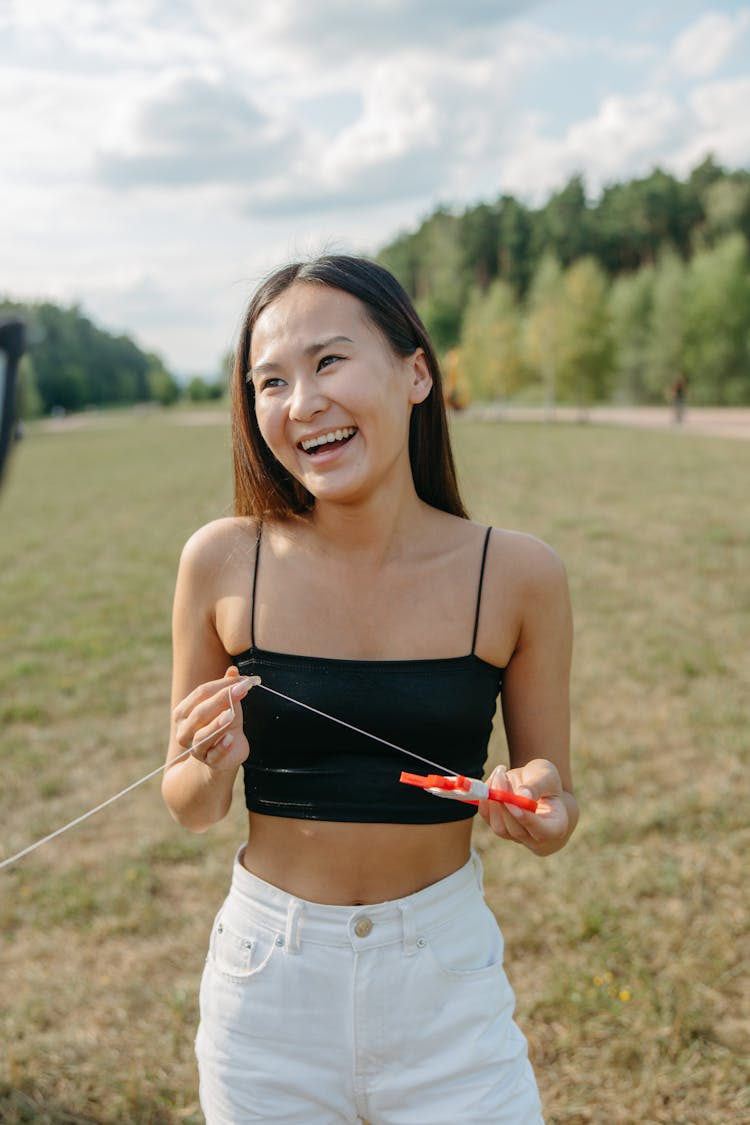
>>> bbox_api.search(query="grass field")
[1,409,748,1124]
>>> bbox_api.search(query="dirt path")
[464,404,750,441]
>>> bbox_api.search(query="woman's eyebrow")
[249,336,355,380]
[304,334,355,355]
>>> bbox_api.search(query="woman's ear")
[407,349,433,404]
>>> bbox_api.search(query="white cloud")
[669,8,750,78]
[197,0,536,61]
[90,18,564,216]
[0,67,114,182]
[672,75,750,172]
[500,92,683,201]
[97,70,300,188]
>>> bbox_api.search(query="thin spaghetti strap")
[471,526,493,654]
[250,523,262,649]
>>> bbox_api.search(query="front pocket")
[208,913,278,983]
[422,902,505,980]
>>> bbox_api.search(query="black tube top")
[233,646,504,824]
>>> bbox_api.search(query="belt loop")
[285,899,302,954]
[471,848,485,893]
[399,901,418,955]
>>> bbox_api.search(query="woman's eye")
[260,376,286,390]
[317,354,342,371]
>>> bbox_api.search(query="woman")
[163,255,577,1124]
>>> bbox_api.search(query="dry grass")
[1,409,748,1124]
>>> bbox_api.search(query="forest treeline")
[378,157,750,406]
[4,157,749,415]
[0,300,229,417]
[0,298,186,417]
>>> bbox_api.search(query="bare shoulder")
[180,516,257,576]
[465,525,570,667]
[488,527,568,595]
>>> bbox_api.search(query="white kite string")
[0,681,458,873]
[0,688,236,873]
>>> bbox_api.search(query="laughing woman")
[162,255,577,1124]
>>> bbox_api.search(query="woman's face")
[248,283,432,506]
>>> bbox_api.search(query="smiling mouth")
[299,427,358,455]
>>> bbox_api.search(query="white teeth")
[300,427,356,451]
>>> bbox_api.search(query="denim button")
[275,935,284,946]
[354,917,373,938]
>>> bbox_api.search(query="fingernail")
[231,677,257,697]
[219,708,233,724]
[221,732,233,748]
[507,803,524,819]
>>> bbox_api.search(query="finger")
[480,766,512,836]
[174,678,259,745]
[504,787,536,821]
[489,800,529,841]
[486,765,509,794]
[174,694,232,751]
[173,674,257,723]
[193,673,262,748]
[196,729,235,765]
[482,768,537,839]
[192,712,233,750]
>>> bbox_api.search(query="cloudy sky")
[1,1,749,376]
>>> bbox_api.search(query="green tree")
[702,176,750,243]
[0,299,176,413]
[147,356,181,406]
[557,257,614,406]
[378,232,421,297]
[522,253,565,410]
[608,267,655,403]
[17,354,44,419]
[687,154,725,201]
[596,168,694,272]
[682,233,750,404]
[644,248,688,402]
[460,202,500,291]
[186,376,224,402]
[497,195,533,295]
[530,175,592,268]
[413,208,467,350]
[459,280,524,401]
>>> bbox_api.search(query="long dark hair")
[231,254,468,519]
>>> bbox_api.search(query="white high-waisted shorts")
[195,847,544,1124]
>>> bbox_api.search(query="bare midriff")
[242,812,474,905]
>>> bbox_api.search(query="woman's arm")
[161,523,257,833]
[478,534,577,856]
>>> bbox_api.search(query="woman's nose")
[289,376,326,421]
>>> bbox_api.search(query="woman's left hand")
[477,758,572,856]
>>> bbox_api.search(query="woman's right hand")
[172,666,260,772]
